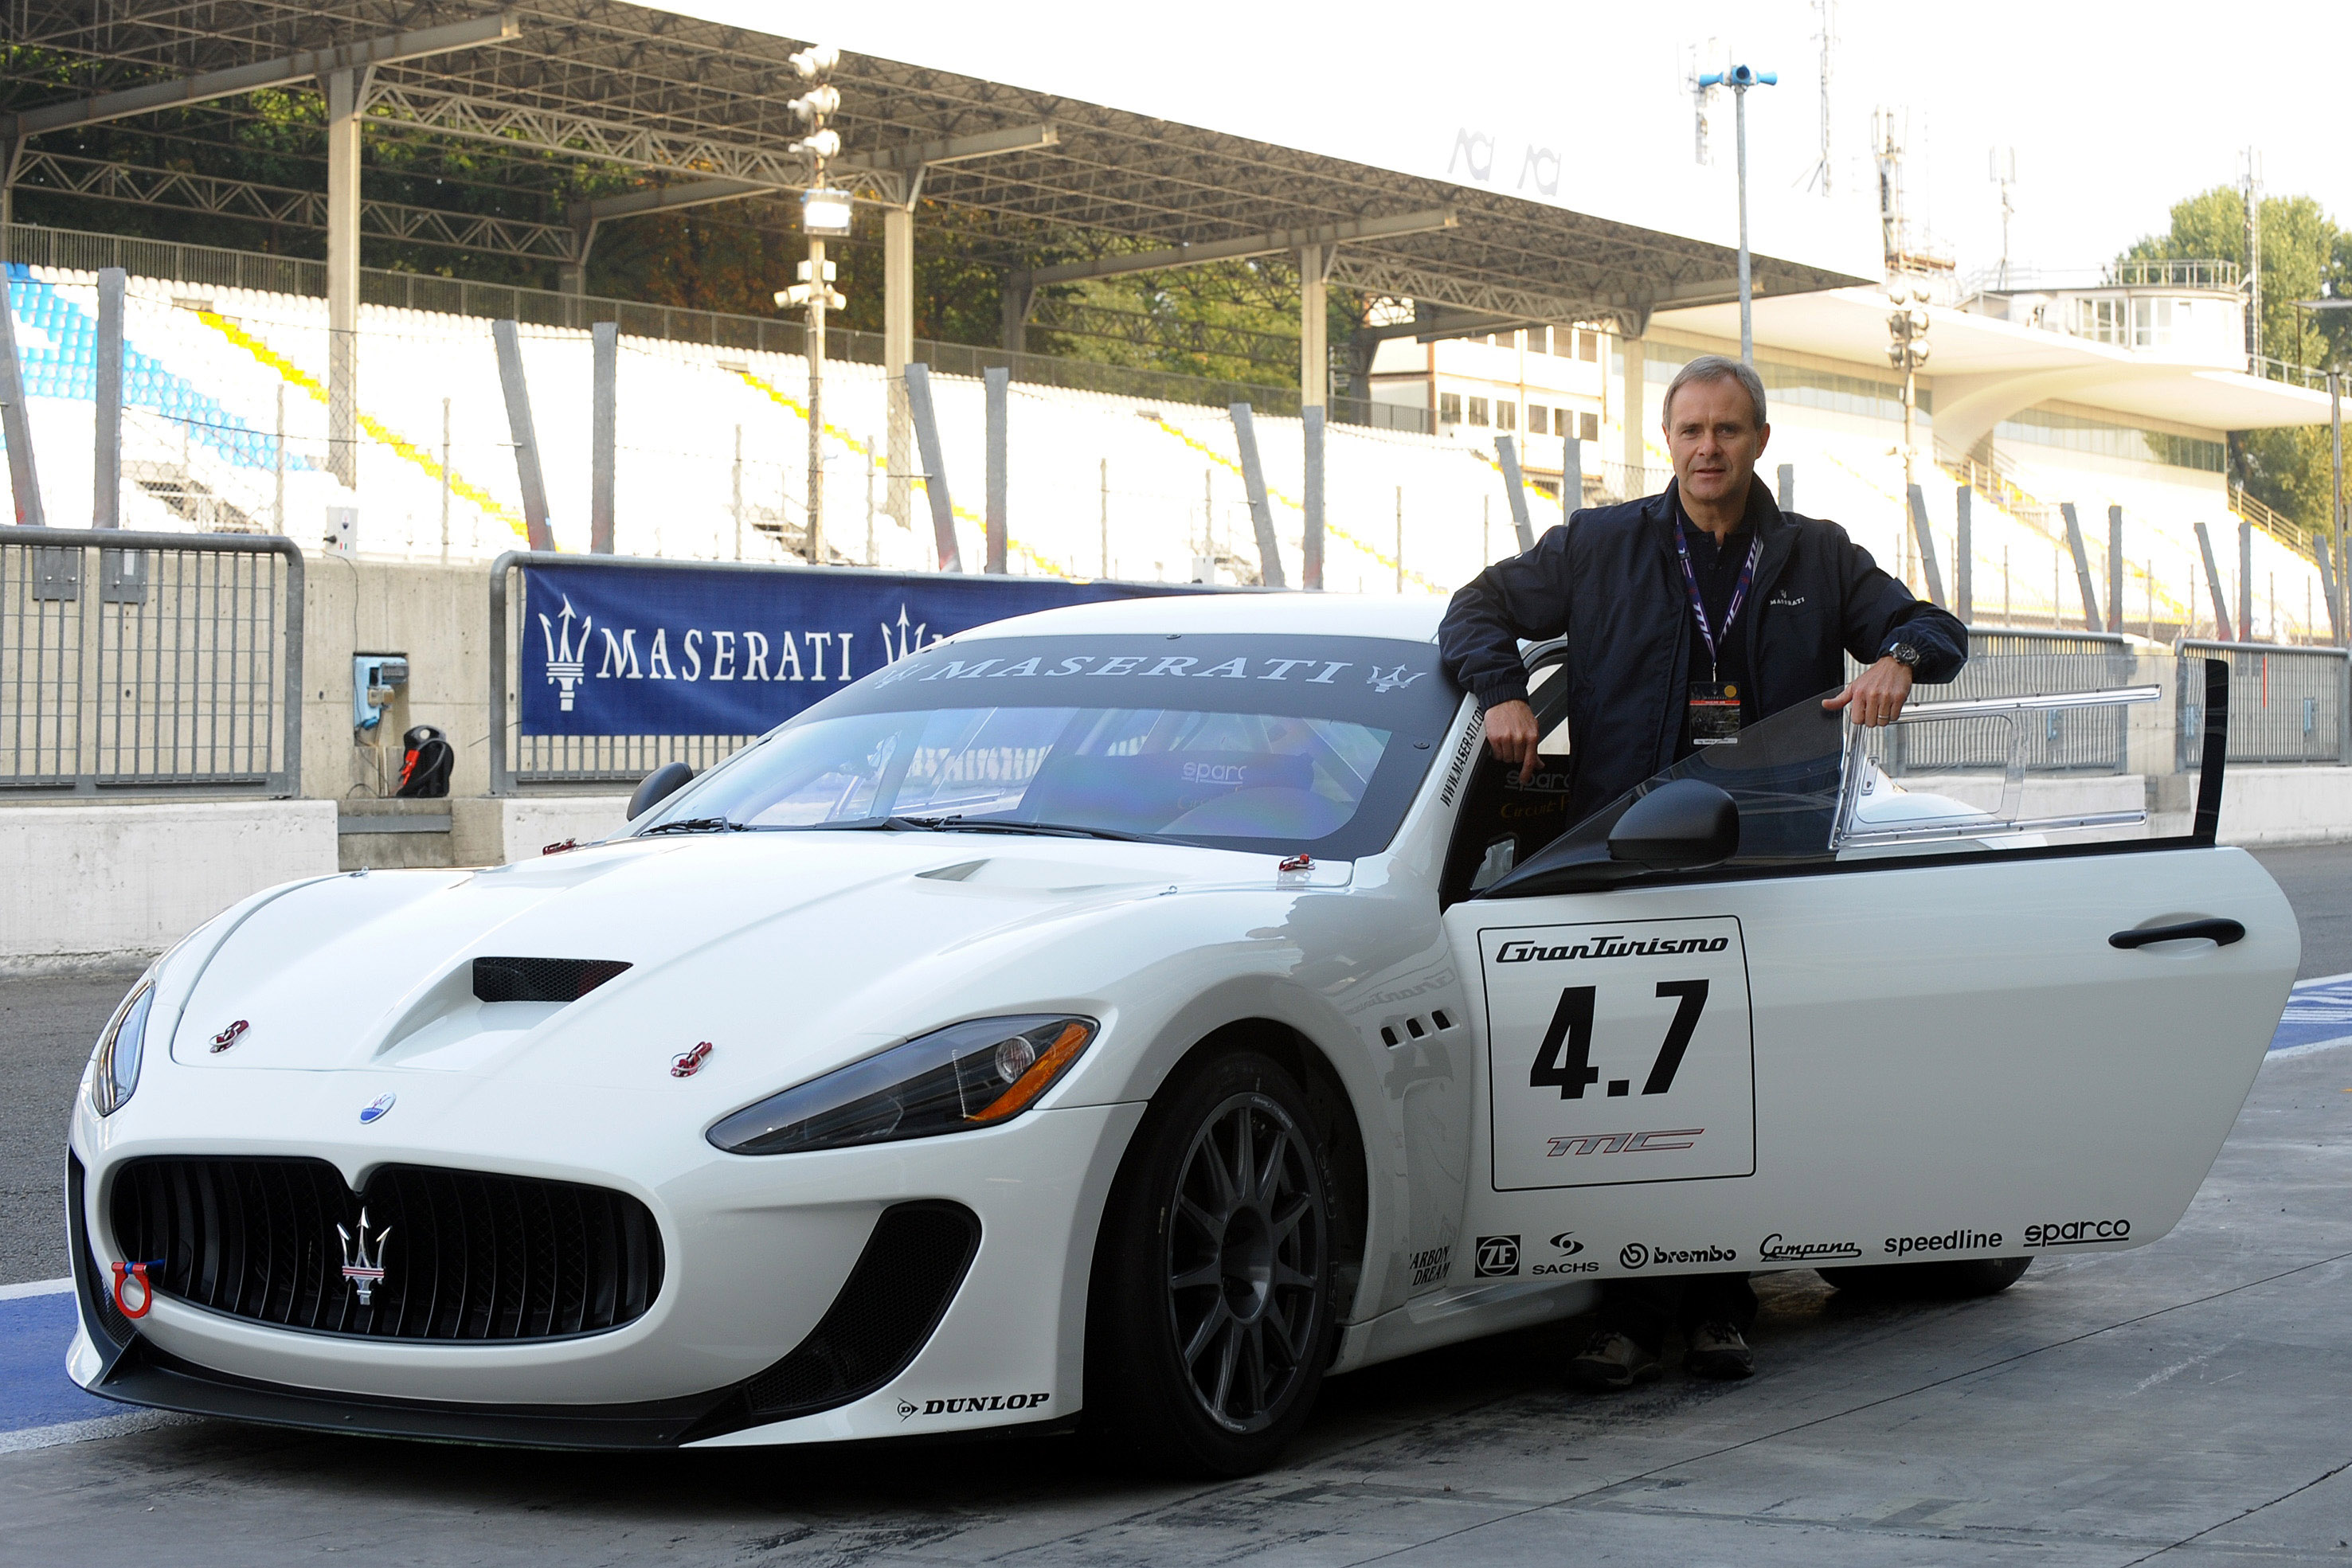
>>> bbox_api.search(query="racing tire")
[1084,1050,1337,1477]
[1819,1257,2033,1300]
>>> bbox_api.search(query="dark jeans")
[1594,1273,1757,1356]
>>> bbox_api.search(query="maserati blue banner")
[518,564,1203,737]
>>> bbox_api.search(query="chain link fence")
[2176,639,2351,767]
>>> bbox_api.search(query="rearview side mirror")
[1608,779,1739,871]
[628,761,696,821]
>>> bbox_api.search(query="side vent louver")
[472,957,631,1003]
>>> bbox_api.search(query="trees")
[2127,188,2352,527]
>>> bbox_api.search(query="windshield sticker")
[877,654,1399,689]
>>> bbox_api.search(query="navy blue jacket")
[1439,479,1967,823]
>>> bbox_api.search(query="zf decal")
[1481,918,1755,1191]
[1473,1235,1520,1277]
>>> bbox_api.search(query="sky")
[679,0,2347,283]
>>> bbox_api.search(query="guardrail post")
[279,538,305,798]
[1301,405,1325,591]
[984,367,1009,574]
[2107,505,2125,635]
[589,321,616,553]
[488,553,514,795]
[902,362,961,572]
[93,266,123,529]
[1906,483,1947,609]
[2238,518,2254,643]
[2059,502,2101,632]
[1563,437,1584,526]
[2193,522,2234,640]
[1228,402,1286,589]
[492,319,555,552]
[1955,485,1973,624]
[1494,434,1535,551]
[0,269,45,525]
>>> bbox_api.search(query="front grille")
[741,1201,979,1418]
[472,956,630,1003]
[108,1157,663,1342]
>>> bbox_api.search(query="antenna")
[1874,108,1905,275]
[2241,147,2264,373]
[1804,0,1836,196]
[1685,37,1720,166]
[1988,146,2017,288]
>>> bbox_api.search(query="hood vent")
[472,956,631,1003]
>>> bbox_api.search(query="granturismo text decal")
[1496,935,1732,963]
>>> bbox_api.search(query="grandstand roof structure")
[0,1,1869,334]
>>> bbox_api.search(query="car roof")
[951,591,1446,644]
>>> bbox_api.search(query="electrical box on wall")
[326,506,358,556]
[354,653,409,730]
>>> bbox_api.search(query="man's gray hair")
[1662,354,1767,428]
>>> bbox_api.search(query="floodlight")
[789,85,840,121]
[794,128,842,160]
[802,187,854,237]
[789,44,840,78]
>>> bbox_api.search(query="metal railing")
[2,220,1424,431]
[2107,258,2241,290]
[1857,628,2137,776]
[2177,638,2351,766]
[1,526,303,796]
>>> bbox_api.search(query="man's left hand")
[1823,656,1914,727]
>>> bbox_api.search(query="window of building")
[1578,330,1599,362]
[1579,411,1599,443]
[1438,391,1462,424]
[1468,396,1490,426]
[1497,401,1516,430]
[2076,296,2126,345]
[1527,404,1549,435]
[2131,295,2181,349]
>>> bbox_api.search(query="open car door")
[1439,659,2297,1285]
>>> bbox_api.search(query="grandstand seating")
[0,259,2332,643]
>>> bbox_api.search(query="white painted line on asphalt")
[0,1410,202,1455]
[2291,971,2352,990]
[0,1278,72,1301]
[2265,1034,2352,1061]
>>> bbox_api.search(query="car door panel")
[1443,844,2296,1287]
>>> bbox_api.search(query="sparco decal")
[1547,1128,1704,1156]
[2024,1218,2132,1247]
[1884,1228,2003,1257]
[1619,1242,1736,1269]
[898,1392,1051,1420]
[1410,1245,1452,1287]
[1758,1233,1864,1261]
[1497,935,1731,963]
[1473,1235,1521,1277]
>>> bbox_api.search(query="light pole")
[2295,295,2350,643]
[777,44,849,565]
[1886,288,1931,494]
[1700,64,1776,364]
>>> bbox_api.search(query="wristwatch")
[1887,642,1923,671]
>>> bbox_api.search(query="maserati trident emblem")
[538,595,592,713]
[359,1092,396,1124]
[338,1209,391,1304]
[1367,665,1426,694]
[209,1019,249,1053]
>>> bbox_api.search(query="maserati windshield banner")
[519,565,1200,737]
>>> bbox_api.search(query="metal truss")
[14,149,578,259]
[0,1,1868,321]
[1026,300,1303,370]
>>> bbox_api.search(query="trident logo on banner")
[538,596,593,712]
[879,604,934,666]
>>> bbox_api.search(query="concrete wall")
[2217,768,2352,847]
[0,800,337,972]
[301,557,494,804]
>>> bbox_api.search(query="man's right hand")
[1483,698,1542,783]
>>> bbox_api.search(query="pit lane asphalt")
[1,849,2347,1564]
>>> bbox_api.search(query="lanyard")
[1672,517,1763,680]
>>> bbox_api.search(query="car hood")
[164,831,1351,1103]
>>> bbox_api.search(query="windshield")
[639,633,1459,859]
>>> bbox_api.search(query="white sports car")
[66,595,2296,1474]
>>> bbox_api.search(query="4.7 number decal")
[1530,980,1710,1100]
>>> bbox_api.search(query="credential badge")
[338,1209,391,1304]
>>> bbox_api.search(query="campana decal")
[1546,1128,1704,1157]
[209,1019,249,1054]
[1884,1228,2003,1257]
[1618,1242,1736,1269]
[897,1391,1052,1420]
[1496,935,1732,963]
[1473,1235,1521,1277]
[1758,1233,1864,1262]
[2024,1218,2131,1247]
[1409,1245,1452,1287]
[519,564,1199,738]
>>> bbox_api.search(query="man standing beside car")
[1437,352,1967,1390]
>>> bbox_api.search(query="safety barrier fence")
[0,526,302,795]
[2177,638,2351,767]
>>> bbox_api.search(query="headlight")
[708,1015,1098,1155]
[88,980,157,1118]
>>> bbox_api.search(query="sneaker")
[1566,1328,1664,1392]
[1685,1321,1755,1381]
